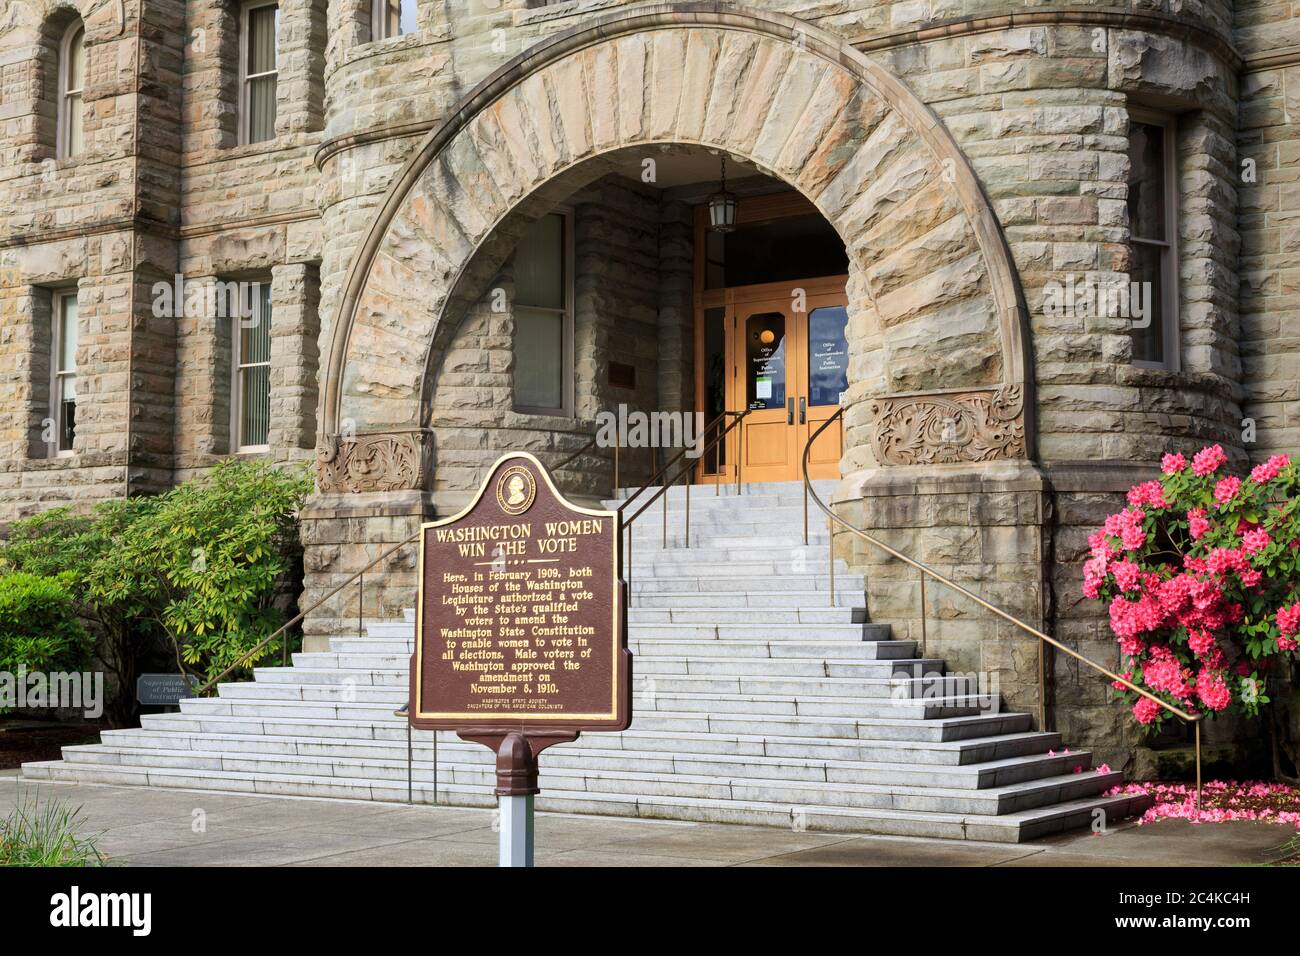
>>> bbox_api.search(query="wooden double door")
[697,276,849,484]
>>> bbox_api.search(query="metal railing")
[801,407,1204,809]
[615,409,750,599]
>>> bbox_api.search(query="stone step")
[55,741,1112,812]
[20,760,1145,842]
[251,665,971,700]
[629,573,862,593]
[629,589,863,608]
[631,638,917,659]
[626,622,887,641]
[288,652,944,680]
[100,725,1063,767]
[141,707,1035,745]
[329,635,914,660]
[627,607,866,624]
[365,620,890,642]
[635,690,999,719]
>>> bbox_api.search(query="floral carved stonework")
[868,386,1026,465]
[315,431,431,493]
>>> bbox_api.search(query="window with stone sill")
[371,0,418,42]
[512,210,574,417]
[239,0,279,145]
[50,289,79,457]
[56,21,85,160]
[231,280,273,452]
[1128,109,1179,371]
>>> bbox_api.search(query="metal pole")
[803,480,809,547]
[919,571,928,659]
[1038,640,1047,732]
[827,514,835,607]
[1195,722,1202,812]
[358,572,364,640]
[684,473,691,548]
[662,470,668,548]
[499,794,535,867]
[433,730,439,805]
[407,720,413,804]
[614,434,620,499]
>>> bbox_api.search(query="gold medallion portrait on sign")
[495,465,536,516]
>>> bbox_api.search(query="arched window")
[371,0,417,42]
[57,22,85,159]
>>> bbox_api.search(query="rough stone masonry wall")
[1237,0,1300,463]
[853,20,1244,764]
[0,0,186,522]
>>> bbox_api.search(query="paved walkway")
[1,774,1292,867]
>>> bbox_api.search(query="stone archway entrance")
[315,3,1032,500]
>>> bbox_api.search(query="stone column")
[269,262,320,463]
[276,0,327,136]
[172,274,232,470]
[657,198,694,413]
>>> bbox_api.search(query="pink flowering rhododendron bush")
[1083,445,1299,727]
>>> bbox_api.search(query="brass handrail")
[616,409,750,601]
[621,409,749,527]
[193,530,422,695]
[801,407,1203,808]
[552,432,599,473]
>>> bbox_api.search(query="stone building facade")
[0,0,1293,764]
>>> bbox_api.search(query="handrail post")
[1195,721,1202,812]
[358,572,364,642]
[684,470,691,548]
[803,480,809,547]
[614,433,621,500]
[919,569,927,659]
[827,514,835,607]
[1038,641,1047,732]
[662,466,668,548]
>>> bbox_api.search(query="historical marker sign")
[410,453,632,738]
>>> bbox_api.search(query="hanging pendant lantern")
[707,155,738,233]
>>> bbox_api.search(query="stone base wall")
[834,462,1049,726]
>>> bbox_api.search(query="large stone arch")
[316,2,1034,492]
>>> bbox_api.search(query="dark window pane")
[1128,122,1165,242]
[515,306,564,410]
[1130,242,1165,364]
[514,214,564,309]
[702,306,726,473]
[808,305,849,407]
[744,312,786,410]
[704,213,847,290]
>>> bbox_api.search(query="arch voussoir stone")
[318,4,1034,493]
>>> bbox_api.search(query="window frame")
[50,288,79,458]
[512,207,575,418]
[238,0,280,146]
[230,280,273,454]
[370,0,410,42]
[56,22,85,161]
[1128,108,1180,372]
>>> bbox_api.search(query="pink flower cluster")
[1192,444,1227,476]
[1251,454,1291,485]
[1082,443,1299,727]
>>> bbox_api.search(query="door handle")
[799,396,806,425]
[787,397,795,425]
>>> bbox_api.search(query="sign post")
[408,453,632,867]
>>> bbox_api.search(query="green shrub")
[0,572,92,675]
[87,459,311,682]
[0,797,103,867]
[0,460,311,719]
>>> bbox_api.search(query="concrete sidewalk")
[1,774,1292,867]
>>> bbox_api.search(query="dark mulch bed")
[0,722,106,770]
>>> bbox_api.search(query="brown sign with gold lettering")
[410,454,631,758]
